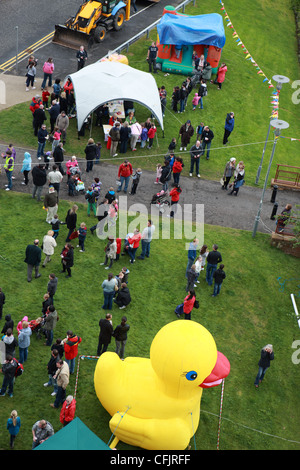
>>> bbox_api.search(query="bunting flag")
[219,1,274,89]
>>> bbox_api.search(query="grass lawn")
[0,0,300,453]
[0,0,299,187]
[0,192,299,450]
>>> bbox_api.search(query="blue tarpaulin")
[157,13,226,48]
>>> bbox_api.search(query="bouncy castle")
[156,6,226,76]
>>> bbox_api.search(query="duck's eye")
[185,371,198,381]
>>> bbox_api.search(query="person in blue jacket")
[7,410,21,448]
[20,152,32,186]
[223,112,234,145]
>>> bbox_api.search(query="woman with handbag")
[175,290,197,320]
[60,243,74,278]
[100,237,117,269]
[65,205,78,242]
[222,158,236,190]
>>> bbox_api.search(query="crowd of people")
[0,44,276,451]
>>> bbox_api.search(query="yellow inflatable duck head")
[94,320,230,450]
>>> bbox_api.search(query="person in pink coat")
[214,63,227,90]
[41,58,55,89]
[17,316,28,335]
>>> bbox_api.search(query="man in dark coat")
[53,142,65,175]
[33,104,47,136]
[201,126,214,160]
[76,45,88,70]
[48,100,60,133]
[24,239,42,282]
[114,284,131,309]
[97,313,113,356]
[179,120,194,151]
[32,164,47,201]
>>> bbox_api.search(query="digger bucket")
[52,25,92,50]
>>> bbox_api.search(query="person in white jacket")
[42,230,57,267]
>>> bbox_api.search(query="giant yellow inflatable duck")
[94,320,230,450]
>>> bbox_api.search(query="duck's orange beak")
[199,351,230,388]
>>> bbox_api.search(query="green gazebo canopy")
[35,417,111,450]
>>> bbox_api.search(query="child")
[42,87,50,108]
[198,79,208,109]
[52,127,61,152]
[155,163,162,184]
[192,92,200,110]
[212,264,226,297]
[121,266,130,283]
[194,255,202,284]
[7,410,21,449]
[77,222,87,252]
[147,123,156,149]
[196,122,205,141]
[85,187,97,217]
[95,142,102,164]
[44,151,52,171]
[130,168,142,195]
[140,123,148,148]
[168,137,176,153]
[169,183,182,218]
[91,177,102,200]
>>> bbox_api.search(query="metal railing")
[275,216,297,236]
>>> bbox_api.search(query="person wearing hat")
[43,186,58,223]
[179,120,194,151]
[222,157,236,190]
[223,112,235,145]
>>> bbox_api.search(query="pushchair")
[29,317,45,339]
[151,190,170,213]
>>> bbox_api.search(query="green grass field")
[0,0,300,452]
[0,193,299,450]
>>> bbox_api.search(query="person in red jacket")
[127,229,142,264]
[147,123,157,149]
[183,290,196,320]
[62,330,82,374]
[169,184,182,218]
[117,160,133,193]
[60,395,76,426]
[172,156,184,184]
[116,238,122,261]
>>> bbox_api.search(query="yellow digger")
[52,0,131,50]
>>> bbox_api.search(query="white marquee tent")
[66,61,164,132]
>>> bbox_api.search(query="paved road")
[1,0,183,78]
[1,142,299,234]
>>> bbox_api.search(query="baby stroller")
[151,190,170,213]
[29,317,44,339]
